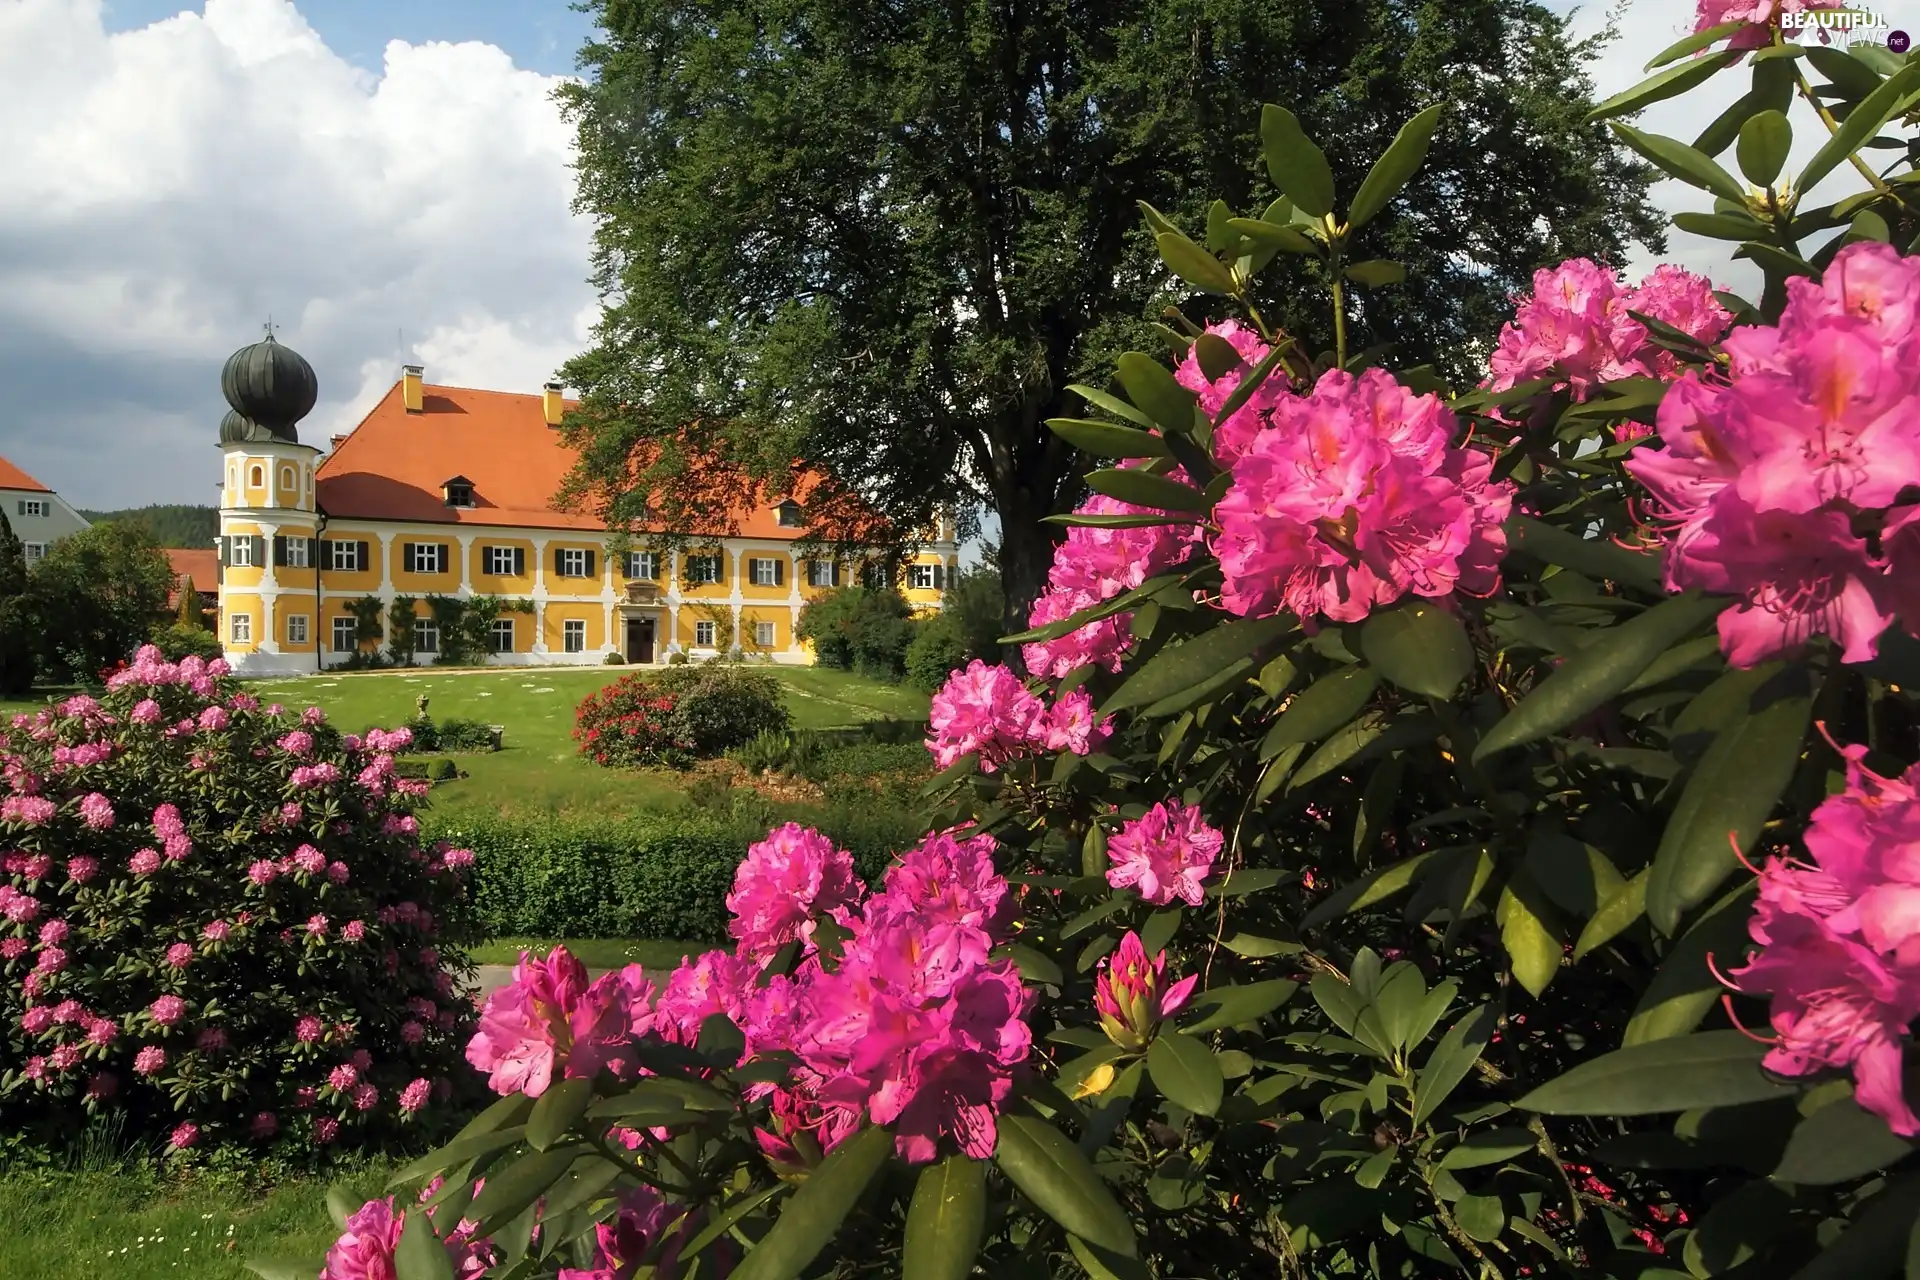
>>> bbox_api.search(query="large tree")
[555,0,1663,635]
[25,522,175,682]
[0,513,32,696]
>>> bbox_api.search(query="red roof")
[166,550,218,608]
[316,380,869,540]
[0,456,50,493]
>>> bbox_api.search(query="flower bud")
[1093,931,1198,1053]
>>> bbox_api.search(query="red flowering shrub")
[574,667,790,767]
[0,645,481,1155]
[573,679,689,767]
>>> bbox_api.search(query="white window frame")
[229,537,254,568]
[286,615,309,645]
[21,542,45,564]
[230,613,252,644]
[559,548,590,578]
[330,541,361,572]
[808,560,835,588]
[909,564,938,590]
[687,554,721,585]
[284,537,310,569]
[331,617,358,652]
[17,499,47,518]
[775,501,803,528]
[750,557,779,586]
[754,620,776,648]
[563,619,586,653]
[694,620,717,648]
[625,551,656,580]
[490,619,515,653]
[407,543,446,575]
[484,546,516,576]
[415,619,440,654]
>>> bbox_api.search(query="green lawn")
[3,664,929,821]
[470,936,702,970]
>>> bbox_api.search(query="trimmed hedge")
[429,804,924,944]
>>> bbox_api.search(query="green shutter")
[774,558,786,587]
[513,547,525,576]
[355,541,369,572]
[585,550,597,578]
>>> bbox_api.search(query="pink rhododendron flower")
[20,1006,52,1034]
[292,845,327,875]
[86,1017,117,1046]
[149,995,186,1026]
[0,795,54,826]
[1095,930,1200,1052]
[329,1062,360,1091]
[130,699,161,724]
[926,661,1047,771]
[865,830,1012,944]
[197,1027,228,1052]
[655,949,757,1046]
[0,888,41,922]
[465,947,656,1096]
[37,919,66,946]
[1694,0,1851,47]
[165,942,194,968]
[295,1015,325,1043]
[1041,687,1111,756]
[399,1078,431,1113]
[342,919,366,942]
[133,1046,165,1075]
[129,848,162,875]
[726,822,864,960]
[291,762,341,789]
[1213,367,1513,625]
[0,938,27,961]
[351,1082,379,1111]
[196,706,229,732]
[321,1195,491,1280]
[1627,243,1920,667]
[77,792,114,828]
[555,1186,684,1280]
[246,859,278,885]
[250,1111,278,1138]
[314,1117,340,1144]
[65,856,96,884]
[52,999,85,1025]
[277,730,315,756]
[153,804,185,840]
[1106,800,1224,907]
[34,946,65,973]
[202,919,230,942]
[169,1122,198,1149]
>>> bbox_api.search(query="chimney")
[330,434,349,452]
[402,364,425,413]
[542,381,565,427]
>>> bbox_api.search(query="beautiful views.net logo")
[1783,8,1908,50]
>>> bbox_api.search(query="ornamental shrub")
[575,667,790,766]
[285,28,1920,1280]
[797,586,915,679]
[0,646,481,1158]
[147,622,222,663]
[903,610,970,692]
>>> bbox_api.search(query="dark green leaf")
[326,1184,359,1233]
[1647,687,1811,934]
[1517,1031,1800,1115]
[1610,122,1749,203]
[1148,1032,1224,1115]
[1801,63,1920,196]
[1067,383,1156,430]
[999,943,1063,987]
[903,1156,987,1280]
[1573,870,1648,960]
[1370,963,1428,1053]
[1193,333,1244,381]
[1791,1174,1920,1280]
[1155,231,1237,295]
[469,1147,581,1232]
[1686,1178,1795,1277]
[449,1092,537,1145]
[680,1186,788,1260]
[1260,105,1335,218]
[526,1078,594,1152]
[1213,342,1292,428]
[1062,897,1127,939]
[1067,1236,1153,1280]
[1645,21,1749,69]
[1474,592,1723,761]
[1496,870,1562,998]
[1412,1005,1497,1130]
[538,1155,626,1223]
[1224,217,1316,253]
[245,1259,323,1280]
[1503,514,1663,592]
[1104,616,1295,714]
[1674,210,1772,240]
[1183,980,1298,1034]
[1360,601,1473,698]
[1623,883,1756,1045]
[731,1126,892,1280]
[1289,712,1388,791]
[1347,104,1445,229]
[1083,467,1209,514]
[1736,109,1792,186]
[396,1209,456,1280]
[1046,418,1171,459]
[1806,43,1886,95]
[1114,352,1197,435]
[1440,1128,1537,1171]
[388,1126,530,1188]
[1592,48,1740,118]
[995,1113,1137,1257]
[1263,665,1381,754]
[1303,851,1437,928]
[1454,1193,1505,1243]
[1773,1095,1916,1185]
[1343,259,1406,288]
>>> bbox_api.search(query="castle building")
[213,335,956,676]
[0,455,91,564]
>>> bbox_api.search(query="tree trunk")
[993,481,1059,676]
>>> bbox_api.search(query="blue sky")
[101,0,597,76]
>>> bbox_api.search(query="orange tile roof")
[0,455,50,493]
[166,550,218,608]
[315,381,842,539]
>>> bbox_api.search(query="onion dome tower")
[218,332,318,444]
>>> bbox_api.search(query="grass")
[2,664,929,820]
[469,936,701,970]
[0,1155,392,1280]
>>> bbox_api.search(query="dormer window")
[775,499,803,528]
[442,475,475,508]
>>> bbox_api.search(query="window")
[775,500,803,528]
[280,466,295,493]
[625,551,656,580]
[405,543,447,575]
[229,537,254,568]
[22,542,45,563]
[558,548,590,577]
[686,554,722,584]
[273,536,311,569]
[249,465,263,487]
[695,620,717,648]
[754,620,776,648]
[415,619,439,654]
[484,546,522,576]
[808,560,836,588]
[16,499,47,518]
[443,479,474,507]
[490,619,514,653]
[909,564,938,590]
[861,562,888,590]
[230,613,251,644]
[750,557,781,586]
[286,615,309,645]
[328,540,364,572]
[331,617,358,652]
[563,620,586,653]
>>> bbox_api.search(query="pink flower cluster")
[465,948,657,1097]
[555,1185,711,1280]
[1094,930,1199,1053]
[1105,800,1223,907]
[1212,367,1513,625]
[927,660,1111,772]
[1694,0,1851,47]
[104,646,228,695]
[1489,260,1730,415]
[321,1189,493,1280]
[725,822,864,960]
[1726,737,1920,1134]
[1625,242,1920,668]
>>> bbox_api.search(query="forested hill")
[78,504,218,548]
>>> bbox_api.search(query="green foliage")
[407,716,499,754]
[0,513,33,697]
[175,577,204,630]
[904,612,970,693]
[575,665,792,767]
[147,621,223,663]
[942,564,1006,665]
[798,588,915,680]
[21,521,174,681]
[76,504,218,549]
[386,596,417,667]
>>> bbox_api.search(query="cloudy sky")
[0,0,1913,511]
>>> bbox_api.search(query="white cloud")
[1550,0,1920,292]
[0,0,595,507]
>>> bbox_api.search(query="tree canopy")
[79,504,218,549]
[26,521,175,682]
[555,0,1663,632]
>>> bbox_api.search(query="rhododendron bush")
[277,27,1920,1280]
[0,647,482,1155]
